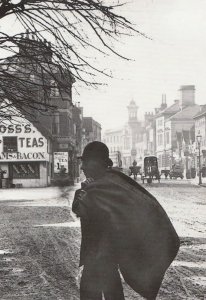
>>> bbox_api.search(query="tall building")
[155,85,200,172]
[82,117,101,148]
[0,34,82,186]
[127,100,142,160]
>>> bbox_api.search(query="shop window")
[3,136,17,152]
[10,162,40,179]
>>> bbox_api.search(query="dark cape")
[73,169,180,300]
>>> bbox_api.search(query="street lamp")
[196,131,202,185]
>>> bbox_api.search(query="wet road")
[0,180,205,299]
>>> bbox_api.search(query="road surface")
[0,179,205,299]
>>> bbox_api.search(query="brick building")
[0,34,83,187]
[82,117,101,148]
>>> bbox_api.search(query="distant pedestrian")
[72,141,180,300]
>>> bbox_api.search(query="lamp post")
[196,131,202,185]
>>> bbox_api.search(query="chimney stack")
[160,94,167,110]
[179,85,195,108]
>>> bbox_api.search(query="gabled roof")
[0,100,53,140]
[156,101,180,118]
[193,105,206,119]
[169,105,199,121]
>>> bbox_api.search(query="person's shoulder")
[106,168,138,186]
[106,169,157,199]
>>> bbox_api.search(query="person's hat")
[78,141,113,166]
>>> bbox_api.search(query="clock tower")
[127,100,140,160]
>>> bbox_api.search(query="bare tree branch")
[0,0,147,120]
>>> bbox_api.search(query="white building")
[0,104,52,187]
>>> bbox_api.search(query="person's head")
[79,141,113,179]
[133,160,137,166]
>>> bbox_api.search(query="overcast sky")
[74,0,206,131]
[1,0,206,132]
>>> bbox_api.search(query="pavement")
[0,178,205,299]
[0,184,80,203]
[190,176,206,187]
[0,176,205,203]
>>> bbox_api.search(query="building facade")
[155,100,181,170]
[155,86,201,174]
[82,117,102,148]
[0,108,52,187]
[194,105,206,172]
[0,35,99,187]
[165,104,200,173]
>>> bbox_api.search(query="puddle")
[34,220,80,228]
[173,261,206,269]
[0,249,13,255]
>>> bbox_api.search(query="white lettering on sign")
[54,152,68,174]
[0,152,46,161]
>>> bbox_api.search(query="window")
[166,132,170,144]
[10,162,40,179]
[59,112,69,136]
[52,114,59,135]
[3,137,17,152]
[157,133,163,146]
[50,80,60,97]
[157,119,163,127]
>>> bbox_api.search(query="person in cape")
[72,141,180,300]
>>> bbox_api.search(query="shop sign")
[0,152,47,161]
[0,124,32,134]
[0,122,49,161]
[54,152,68,174]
